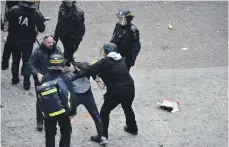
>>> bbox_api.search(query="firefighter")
[110,8,141,71]
[2,0,45,90]
[40,53,76,147]
[54,0,85,62]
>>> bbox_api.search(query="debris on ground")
[181,47,188,51]
[157,98,179,113]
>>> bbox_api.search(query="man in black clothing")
[110,8,141,71]
[67,42,138,140]
[2,0,45,90]
[29,35,63,131]
[54,0,85,62]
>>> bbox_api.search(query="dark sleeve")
[110,23,118,43]
[74,9,85,40]
[34,10,45,33]
[54,6,61,38]
[130,25,141,63]
[28,48,39,77]
[5,6,17,22]
[71,59,105,81]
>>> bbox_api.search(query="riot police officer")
[110,8,141,71]
[54,0,85,62]
[2,0,45,90]
[29,35,63,132]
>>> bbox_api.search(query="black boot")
[90,135,108,146]
[37,121,43,132]
[1,61,9,70]
[124,126,138,135]
[12,75,20,85]
[23,81,30,90]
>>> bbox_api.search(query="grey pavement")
[1,1,228,147]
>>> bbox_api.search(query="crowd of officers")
[1,0,141,147]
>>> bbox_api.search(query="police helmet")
[116,8,134,26]
[19,0,36,8]
[62,0,76,7]
[102,43,118,54]
[48,54,64,71]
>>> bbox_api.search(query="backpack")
[36,78,71,119]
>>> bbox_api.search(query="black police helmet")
[102,43,118,54]
[48,54,64,71]
[62,0,76,7]
[117,8,134,22]
[19,0,36,8]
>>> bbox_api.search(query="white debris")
[157,98,179,113]
[186,8,190,11]
[181,47,188,51]
[157,23,160,26]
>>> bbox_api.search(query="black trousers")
[100,87,138,139]
[74,89,105,137]
[2,41,12,66]
[45,116,72,147]
[60,38,81,62]
[7,41,33,81]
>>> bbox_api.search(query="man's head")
[62,0,76,8]
[100,43,118,57]
[42,35,55,49]
[19,0,36,9]
[116,8,134,26]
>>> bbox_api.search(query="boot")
[124,126,138,135]
[90,135,108,146]
[1,61,9,70]
[12,75,20,85]
[23,80,31,90]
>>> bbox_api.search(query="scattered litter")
[181,47,188,51]
[168,24,173,30]
[157,98,179,113]
[164,117,167,121]
[157,23,160,26]
[85,127,88,129]
[159,143,163,147]
[186,8,190,11]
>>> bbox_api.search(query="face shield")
[116,14,127,26]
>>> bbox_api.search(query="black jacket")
[110,23,141,65]
[54,3,85,42]
[29,44,63,77]
[5,4,45,42]
[42,71,77,116]
[71,56,135,94]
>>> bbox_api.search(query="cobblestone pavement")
[1,1,228,147]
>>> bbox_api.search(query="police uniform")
[110,8,141,71]
[54,1,85,62]
[3,0,45,90]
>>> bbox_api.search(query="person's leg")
[82,89,108,145]
[120,89,138,134]
[21,42,33,90]
[99,93,120,139]
[34,76,44,131]
[1,41,12,70]
[58,116,72,147]
[11,43,21,84]
[44,119,57,147]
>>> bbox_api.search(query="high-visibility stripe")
[49,60,63,62]
[49,109,66,117]
[68,91,71,108]
[42,112,45,117]
[41,88,57,96]
[50,61,63,63]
